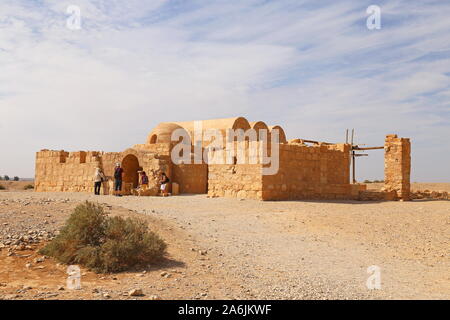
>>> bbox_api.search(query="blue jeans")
[114,180,122,191]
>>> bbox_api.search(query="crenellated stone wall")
[35,148,172,195]
[35,150,102,193]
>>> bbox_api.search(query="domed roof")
[268,125,287,143]
[249,121,269,130]
[174,117,251,133]
[249,121,269,140]
[147,122,189,144]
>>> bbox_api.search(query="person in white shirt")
[93,167,106,195]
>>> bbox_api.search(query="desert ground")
[0,181,449,300]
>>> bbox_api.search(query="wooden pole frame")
[351,129,356,184]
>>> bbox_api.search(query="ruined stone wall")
[260,143,352,200]
[411,190,448,200]
[172,163,208,194]
[357,189,396,201]
[35,148,172,195]
[384,134,411,200]
[35,150,102,193]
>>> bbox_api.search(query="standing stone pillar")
[384,134,411,201]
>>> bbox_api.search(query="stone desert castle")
[35,117,411,201]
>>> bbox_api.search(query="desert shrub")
[0,184,5,190]
[363,180,372,184]
[13,176,19,181]
[24,184,34,190]
[40,201,166,273]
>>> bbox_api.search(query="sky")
[0,0,449,181]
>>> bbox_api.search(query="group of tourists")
[93,162,170,197]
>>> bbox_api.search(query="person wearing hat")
[93,167,106,195]
[113,162,123,196]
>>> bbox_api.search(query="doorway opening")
[122,154,141,188]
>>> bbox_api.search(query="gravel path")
[1,191,449,299]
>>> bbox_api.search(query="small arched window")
[149,134,157,144]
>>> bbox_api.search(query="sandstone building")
[35,117,411,201]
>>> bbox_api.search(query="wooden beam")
[351,129,356,184]
[298,139,334,145]
[353,146,384,151]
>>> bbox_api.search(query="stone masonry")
[35,117,411,201]
[384,134,411,201]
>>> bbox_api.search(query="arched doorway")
[122,154,141,188]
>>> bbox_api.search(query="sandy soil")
[367,182,450,192]
[0,181,34,192]
[0,198,245,300]
[0,187,449,300]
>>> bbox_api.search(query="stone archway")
[122,154,141,188]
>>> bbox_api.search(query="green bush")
[24,184,34,190]
[40,201,166,273]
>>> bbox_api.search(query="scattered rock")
[129,288,144,297]
[34,257,44,263]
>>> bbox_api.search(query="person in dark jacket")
[114,162,123,196]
